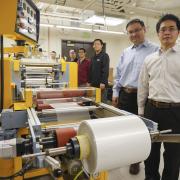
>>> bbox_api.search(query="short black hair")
[51,51,56,54]
[126,19,145,29]
[156,14,180,33]
[93,39,104,45]
[78,48,86,53]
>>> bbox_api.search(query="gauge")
[27,6,30,14]
[30,10,33,17]
[23,2,26,10]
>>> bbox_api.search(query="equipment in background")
[2,54,78,110]
[20,58,78,88]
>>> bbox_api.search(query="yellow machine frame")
[1,55,103,180]
[3,57,33,110]
[0,1,105,179]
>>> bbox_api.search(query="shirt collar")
[131,40,148,49]
[78,58,86,63]
[158,43,180,54]
[95,50,103,56]
[172,44,180,52]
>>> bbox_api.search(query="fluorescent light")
[40,24,54,27]
[41,12,81,20]
[85,15,125,26]
[40,24,124,35]
[56,25,91,32]
[93,29,125,35]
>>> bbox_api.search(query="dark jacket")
[89,51,110,88]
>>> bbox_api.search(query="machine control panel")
[16,0,40,42]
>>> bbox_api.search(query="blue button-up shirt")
[113,40,159,97]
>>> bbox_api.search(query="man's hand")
[112,96,119,107]
[100,83,105,90]
[87,83,91,87]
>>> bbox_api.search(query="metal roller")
[42,106,99,114]
[24,78,53,85]
[25,66,53,73]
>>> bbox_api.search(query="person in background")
[77,48,91,86]
[68,49,78,62]
[50,51,57,62]
[138,14,180,180]
[112,19,158,175]
[88,39,109,103]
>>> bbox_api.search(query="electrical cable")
[73,169,83,180]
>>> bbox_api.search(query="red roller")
[63,90,85,98]
[37,91,64,99]
[37,90,86,99]
[36,99,44,104]
[56,128,77,147]
[36,104,53,111]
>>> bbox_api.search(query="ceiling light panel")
[85,15,125,26]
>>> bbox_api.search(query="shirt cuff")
[138,107,144,115]
[112,89,119,97]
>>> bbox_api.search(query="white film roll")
[78,115,151,174]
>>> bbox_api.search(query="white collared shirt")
[138,44,180,115]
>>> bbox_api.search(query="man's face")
[158,20,179,47]
[93,41,103,52]
[51,52,56,59]
[69,51,76,59]
[78,50,86,59]
[127,23,146,45]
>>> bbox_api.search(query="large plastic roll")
[78,115,151,174]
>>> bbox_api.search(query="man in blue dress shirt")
[112,19,159,175]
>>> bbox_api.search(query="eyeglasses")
[127,28,143,35]
[159,27,178,33]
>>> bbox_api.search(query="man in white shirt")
[138,14,180,180]
[112,19,158,175]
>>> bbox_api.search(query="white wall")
[39,26,160,74]
[39,27,131,69]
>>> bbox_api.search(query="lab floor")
[109,146,180,180]
[31,146,180,180]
